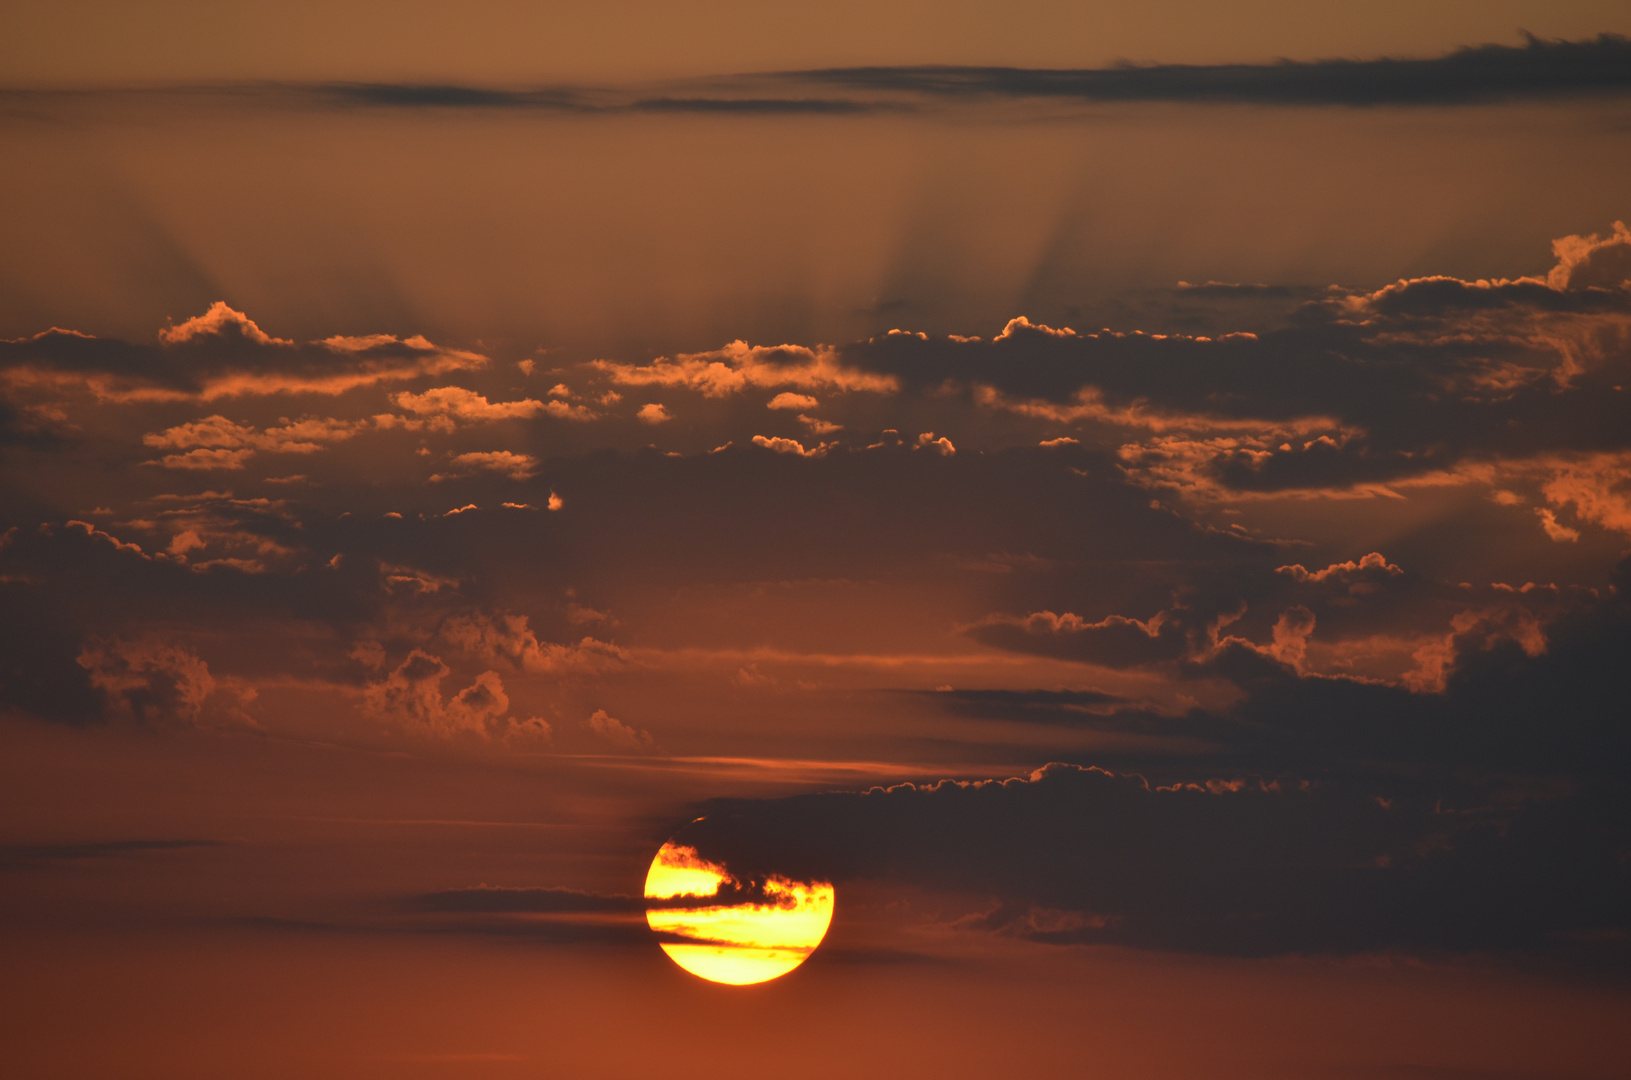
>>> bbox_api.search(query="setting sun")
[644,841,834,985]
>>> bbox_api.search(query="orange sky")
[5,1,1631,81]
[3,10,1631,1079]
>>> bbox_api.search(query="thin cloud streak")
[5,35,1630,121]
[790,33,1631,106]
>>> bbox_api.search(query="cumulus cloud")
[149,447,255,471]
[1549,220,1631,291]
[391,385,594,424]
[436,451,539,481]
[583,708,654,751]
[1,303,488,403]
[969,608,1195,668]
[439,611,628,675]
[1536,450,1631,536]
[593,340,897,397]
[636,403,671,424]
[812,229,1631,508]
[141,414,366,469]
[360,649,526,740]
[1275,552,1402,584]
[156,303,289,348]
[767,392,819,410]
[2,210,1629,977]
[58,495,301,574]
[76,636,254,727]
[751,434,829,458]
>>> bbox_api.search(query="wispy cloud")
[8,35,1625,120]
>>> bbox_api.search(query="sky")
[3,4,1631,1078]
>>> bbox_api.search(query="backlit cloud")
[438,451,540,481]
[0,302,487,404]
[594,340,897,397]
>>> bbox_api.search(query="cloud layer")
[2,220,1629,970]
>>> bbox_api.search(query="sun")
[644,840,834,985]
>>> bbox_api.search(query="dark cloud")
[630,97,877,115]
[410,885,641,914]
[906,688,1125,725]
[824,262,1631,499]
[0,579,105,725]
[792,34,1631,106]
[1173,282,1307,298]
[1,219,1627,973]
[963,556,1631,777]
[674,757,1630,961]
[0,839,221,871]
[8,35,1628,125]
[967,607,1199,669]
[652,561,1631,963]
[0,302,486,401]
[313,83,581,110]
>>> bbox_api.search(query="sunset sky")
[4,4,1631,1078]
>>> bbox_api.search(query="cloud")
[593,340,897,398]
[1535,508,1581,543]
[671,761,1624,959]
[120,494,301,573]
[21,36,1631,123]
[360,649,518,740]
[797,414,842,435]
[149,448,257,470]
[156,303,290,348]
[1,303,487,403]
[76,635,255,727]
[410,885,642,914]
[0,839,222,872]
[584,708,654,751]
[632,96,875,115]
[391,385,593,424]
[1536,451,1631,536]
[791,34,1631,107]
[969,608,1195,669]
[767,392,819,411]
[439,451,539,481]
[1550,220,1631,291]
[636,403,671,424]
[439,611,628,675]
[1275,552,1402,584]
[141,414,366,470]
[812,230,1631,506]
[751,434,829,458]
[381,563,460,595]
[1,215,1627,976]
[909,688,1124,727]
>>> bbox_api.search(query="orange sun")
[644,840,834,985]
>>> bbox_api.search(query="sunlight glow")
[644,841,834,985]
